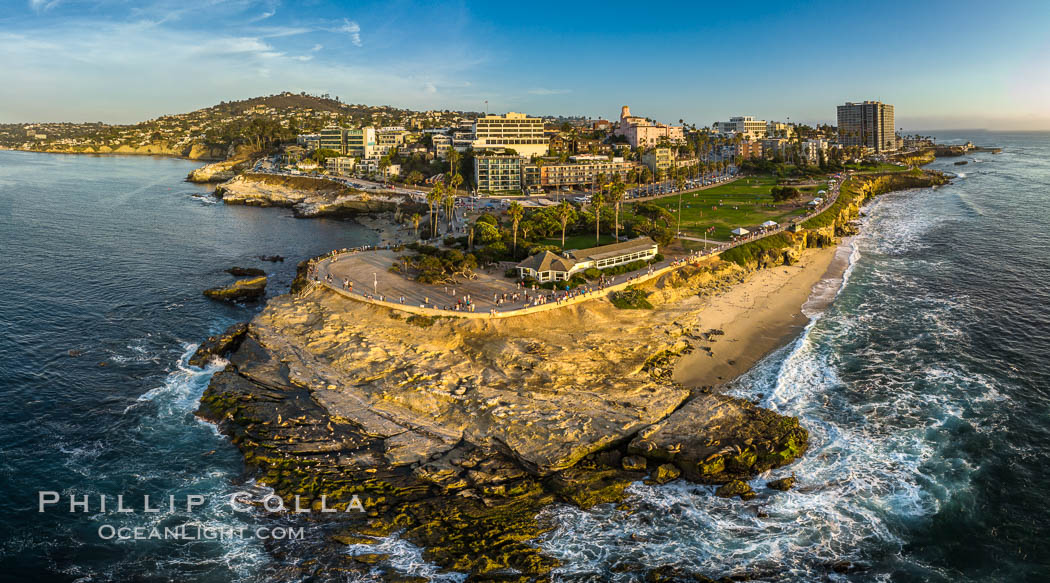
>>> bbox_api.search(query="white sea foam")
[345,533,468,582]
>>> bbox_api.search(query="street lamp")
[373,272,377,295]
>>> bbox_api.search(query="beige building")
[472,112,549,158]
[535,155,642,189]
[614,106,685,148]
[713,116,767,139]
[431,134,452,159]
[515,237,659,282]
[376,128,409,154]
[837,101,896,153]
[766,121,794,138]
[325,156,357,175]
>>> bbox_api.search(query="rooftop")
[570,236,658,262]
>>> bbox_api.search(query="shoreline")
[1,146,222,162]
[672,240,852,388]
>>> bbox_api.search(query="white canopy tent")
[731,227,750,236]
[760,220,778,228]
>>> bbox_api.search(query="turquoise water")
[2,135,1049,581]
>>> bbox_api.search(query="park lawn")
[540,232,618,251]
[631,175,827,240]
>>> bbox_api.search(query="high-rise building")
[837,101,896,153]
[472,112,549,158]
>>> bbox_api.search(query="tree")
[556,201,575,248]
[427,185,444,239]
[591,191,605,245]
[443,189,457,233]
[409,213,422,238]
[507,201,524,256]
[609,181,626,240]
[405,170,424,186]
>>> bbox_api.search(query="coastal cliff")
[214,172,424,218]
[22,141,228,160]
[196,272,809,579]
[192,169,946,580]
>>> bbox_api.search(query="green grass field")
[630,176,828,241]
[540,233,617,251]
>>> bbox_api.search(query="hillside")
[0,92,473,160]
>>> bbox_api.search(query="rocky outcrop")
[202,276,267,302]
[214,172,421,218]
[195,279,810,579]
[188,322,248,367]
[225,266,266,276]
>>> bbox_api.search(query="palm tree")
[556,201,574,248]
[426,185,443,239]
[507,201,524,256]
[591,191,605,245]
[442,189,456,233]
[409,213,422,239]
[610,181,626,240]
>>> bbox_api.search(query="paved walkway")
[306,175,845,318]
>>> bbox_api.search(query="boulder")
[189,322,249,367]
[622,455,647,471]
[647,463,681,485]
[226,266,266,277]
[203,276,267,302]
[714,479,755,500]
[628,392,808,484]
[766,475,796,491]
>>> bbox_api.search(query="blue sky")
[2,0,1049,129]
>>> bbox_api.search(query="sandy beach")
[673,241,854,387]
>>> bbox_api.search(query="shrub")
[609,286,653,309]
[583,267,601,280]
[406,315,435,328]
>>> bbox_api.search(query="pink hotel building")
[613,106,685,148]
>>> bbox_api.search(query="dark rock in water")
[646,463,681,485]
[258,254,284,262]
[67,349,82,357]
[225,266,266,277]
[954,160,968,166]
[767,475,796,491]
[715,479,755,500]
[203,276,267,302]
[189,322,248,367]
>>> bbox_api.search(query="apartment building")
[325,156,357,175]
[472,112,549,157]
[535,156,642,189]
[431,134,452,159]
[474,151,524,193]
[375,128,409,154]
[836,101,896,153]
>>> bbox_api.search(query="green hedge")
[720,233,795,267]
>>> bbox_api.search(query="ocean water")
[537,132,1050,581]
[0,151,375,581]
[2,134,1049,582]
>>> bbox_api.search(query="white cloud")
[310,43,323,52]
[293,55,313,62]
[423,82,437,95]
[339,18,362,47]
[28,0,60,11]
[528,88,571,95]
